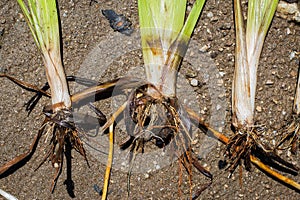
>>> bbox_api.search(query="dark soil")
[0,0,300,199]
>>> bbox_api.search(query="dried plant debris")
[102,9,134,36]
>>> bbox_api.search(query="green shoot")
[138,0,206,97]
[17,0,71,110]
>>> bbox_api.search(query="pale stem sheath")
[138,0,205,97]
[232,0,279,128]
[17,0,71,111]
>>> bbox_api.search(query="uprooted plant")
[95,0,212,199]
[0,0,110,193]
[224,0,299,179]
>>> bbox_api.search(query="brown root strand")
[225,129,256,175]
[276,114,300,154]
[186,108,300,192]
[121,85,212,199]
[0,105,104,192]
[0,118,48,176]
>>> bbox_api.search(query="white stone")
[190,79,198,86]
[207,11,214,18]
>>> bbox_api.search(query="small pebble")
[190,79,198,86]
[144,173,149,179]
[219,71,225,77]
[210,51,218,58]
[290,70,297,77]
[219,23,231,30]
[286,27,291,35]
[290,51,296,60]
[265,184,271,189]
[224,41,233,47]
[63,11,68,17]
[210,17,218,22]
[0,18,5,24]
[199,44,210,52]
[256,106,262,112]
[272,99,278,104]
[218,127,223,132]
[265,80,274,85]
[271,71,276,75]
[207,11,214,18]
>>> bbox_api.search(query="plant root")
[34,107,90,192]
[119,84,212,199]
[0,103,107,192]
[225,128,258,175]
[0,118,47,176]
[101,123,114,200]
[276,114,300,154]
[186,108,300,192]
[225,127,298,177]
